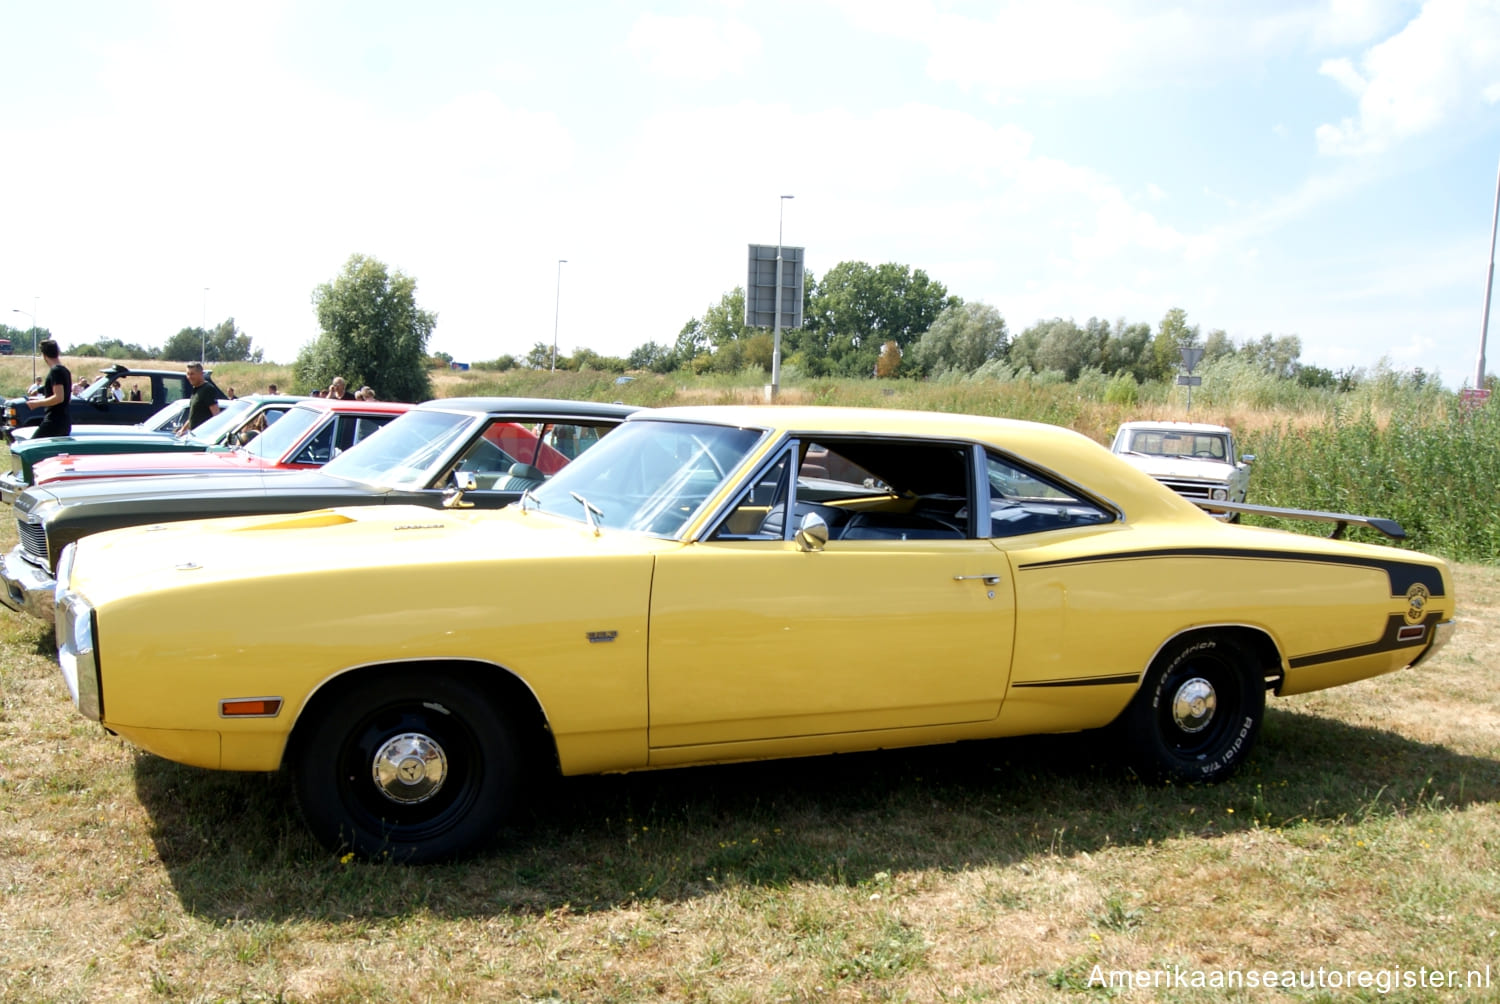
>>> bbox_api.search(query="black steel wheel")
[1124,635,1264,784]
[292,674,518,863]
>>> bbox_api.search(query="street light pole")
[11,304,37,383]
[771,194,794,398]
[1477,153,1500,390]
[202,287,209,363]
[551,260,567,372]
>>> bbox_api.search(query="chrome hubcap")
[1171,677,1217,733]
[372,732,448,804]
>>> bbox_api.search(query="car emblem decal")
[586,631,618,644]
[1405,583,1429,624]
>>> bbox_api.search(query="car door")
[646,438,1016,751]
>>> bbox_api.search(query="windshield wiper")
[518,488,540,512]
[570,491,605,536]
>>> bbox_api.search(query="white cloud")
[1317,0,1500,155]
[625,13,760,81]
[832,0,1415,96]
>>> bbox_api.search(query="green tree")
[627,340,677,373]
[1150,307,1200,380]
[297,254,436,401]
[161,318,262,363]
[804,261,960,377]
[524,342,556,369]
[1100,319,1154,382]
[68,337,158,360]
[1239,333,1302,379]
[908,302,1009,376]
[1202,328,1235,364]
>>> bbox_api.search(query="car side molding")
[1194,500,1405,540]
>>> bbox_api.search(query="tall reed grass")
[3,355,1492,561]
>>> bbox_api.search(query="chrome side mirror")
[1240,453,1256,464]
[444,469,478,509]
[794,512,829,552]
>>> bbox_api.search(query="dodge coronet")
[50,406,1455,862]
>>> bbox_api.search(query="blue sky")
[2,0,1498,386]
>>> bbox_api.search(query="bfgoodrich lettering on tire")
[1124,636,1265,784]
[291,673,518,863]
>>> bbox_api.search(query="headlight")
[55,590,102,722]
[1211,488,1229,500]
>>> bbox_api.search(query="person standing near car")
[180,361,220,434]
[27,340,72,439]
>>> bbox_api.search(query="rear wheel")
[1124,636,1264,784]
[291,674,518,863]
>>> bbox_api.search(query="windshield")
[184,398,254,444]
[242,404,322,460]
[1127,430,1229,461]
[322,410,477,487]
[528,420,765,536]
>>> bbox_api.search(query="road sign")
[745,245,805,330]
[1176,375,1202,386]
[1180,346,1205,372]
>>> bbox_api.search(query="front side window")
[710,437,970,542]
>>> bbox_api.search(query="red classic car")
[29,399,411,490]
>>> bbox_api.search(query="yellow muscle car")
[52,407,1455,862]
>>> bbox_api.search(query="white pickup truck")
[1110,420,1253,518]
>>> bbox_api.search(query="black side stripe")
[1016,613,1439,689]
[1017,547,1444,598]
[1288,612,1441,668]
[1013,673,1139,689]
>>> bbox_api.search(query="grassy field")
[1,358,1497,1000]
[1,524,1498,1000]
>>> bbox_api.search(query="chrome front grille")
[16,519,47,564]
[1155,478,1215,500]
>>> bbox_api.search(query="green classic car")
[0,395,305,505]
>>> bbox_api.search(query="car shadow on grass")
[133,706,1500,922]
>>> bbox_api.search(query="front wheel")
[1123,636,1265,784]
[291,674,518,863]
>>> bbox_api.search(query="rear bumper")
[0,546,56,623]
[1411,619,1457,668]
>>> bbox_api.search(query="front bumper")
[0,471,28,506]
[0,545,56,623]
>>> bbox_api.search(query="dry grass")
[0,367,1495,1000]
[1,502,1497,1000]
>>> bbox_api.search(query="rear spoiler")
[1195,500,1406,541]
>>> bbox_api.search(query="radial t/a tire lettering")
[1124,636,1265,785]
[291,674,518,863]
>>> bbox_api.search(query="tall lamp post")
[771,194,794,397]
[11,303,37,383]
[551,260,567,372]
[201,287,210,363]
[1477,153,1500,390]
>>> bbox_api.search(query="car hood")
[67,505,664,606]
[22,469,350,512]
[33,448,265,483]
[1116,454,1237,481]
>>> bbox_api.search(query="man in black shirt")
[27,340,72,439]
[182,361,220,433]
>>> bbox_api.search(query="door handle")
[953,574,1002,586]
